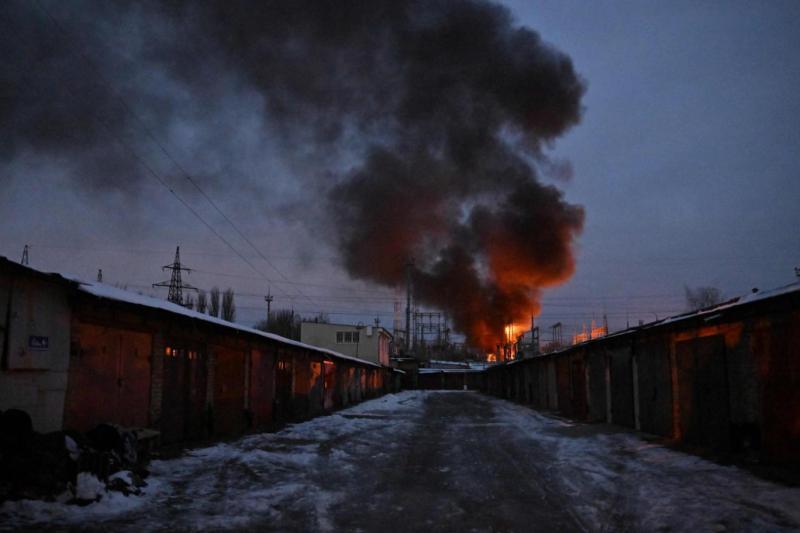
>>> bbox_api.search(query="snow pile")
[0,474,166,527]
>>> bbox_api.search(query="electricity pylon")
[153,246,197,305]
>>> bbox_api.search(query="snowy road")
[3,391,799,531]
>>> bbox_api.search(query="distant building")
[300,322,392,366]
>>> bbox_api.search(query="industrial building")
[300,321,392,366]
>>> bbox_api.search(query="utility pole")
[97,269,103,283]
[264,287,273,325]
[153,246,197,305]
[405,258,413,352]
[20,245,29,266]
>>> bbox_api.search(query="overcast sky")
[1,1,798,342]
[505,0,800,332]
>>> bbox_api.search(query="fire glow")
[572,321,608,345]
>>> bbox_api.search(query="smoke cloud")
[1,0,585,350]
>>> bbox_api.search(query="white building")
[300,322,392,366]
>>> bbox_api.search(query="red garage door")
[250,348,275,428]
[65,324,151,432]
[213,346,246,437]
[161,344,207,444]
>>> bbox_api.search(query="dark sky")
[1,0,798,342]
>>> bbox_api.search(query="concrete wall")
[0,272,71,432]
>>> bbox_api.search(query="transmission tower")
[20,245,29,266]
[97,269,103,282]
[153,246,197,305]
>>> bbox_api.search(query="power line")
[30,0,317,306]
[25,243,337,262]
[26,243,695,300]
[25,0,299,302]
[22,243,395,294]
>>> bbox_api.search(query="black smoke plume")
[1,0,586,350]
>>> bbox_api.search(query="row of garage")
[0,258,399,445]
[485,284,800,465]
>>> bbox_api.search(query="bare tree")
[184,293,195,310]
[196,290,207,314]
[222,288,236,321]
[255,309,300,340]
[209,286,220,317]
[685,285,723,311]
[309,312,329,324]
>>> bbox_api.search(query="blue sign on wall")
[28,335,49,351]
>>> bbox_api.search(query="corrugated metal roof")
[496,281,800,368]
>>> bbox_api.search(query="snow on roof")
[1,257,382,369]
[496,281,800,367]
[655,282,800,327]
[427,359,470,366]
[418,368,483,374]
[79,281,383,368]
[567,282,800,350]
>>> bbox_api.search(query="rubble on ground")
[0,410,150,505]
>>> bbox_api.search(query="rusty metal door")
[571,356,588,420]
[66,324,151,432]
[161,345,207,443]
[250,348,275,428]
[213,346,246,437]
[677,335,730,451]
[323,360,336,410]
[161,346,184,443]
[274,352,293,423]
[308,360,324,415]
[184,348,207,441]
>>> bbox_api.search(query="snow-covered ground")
[493,399,800,531]
[0,393,421,531]
[2,391,798,531]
